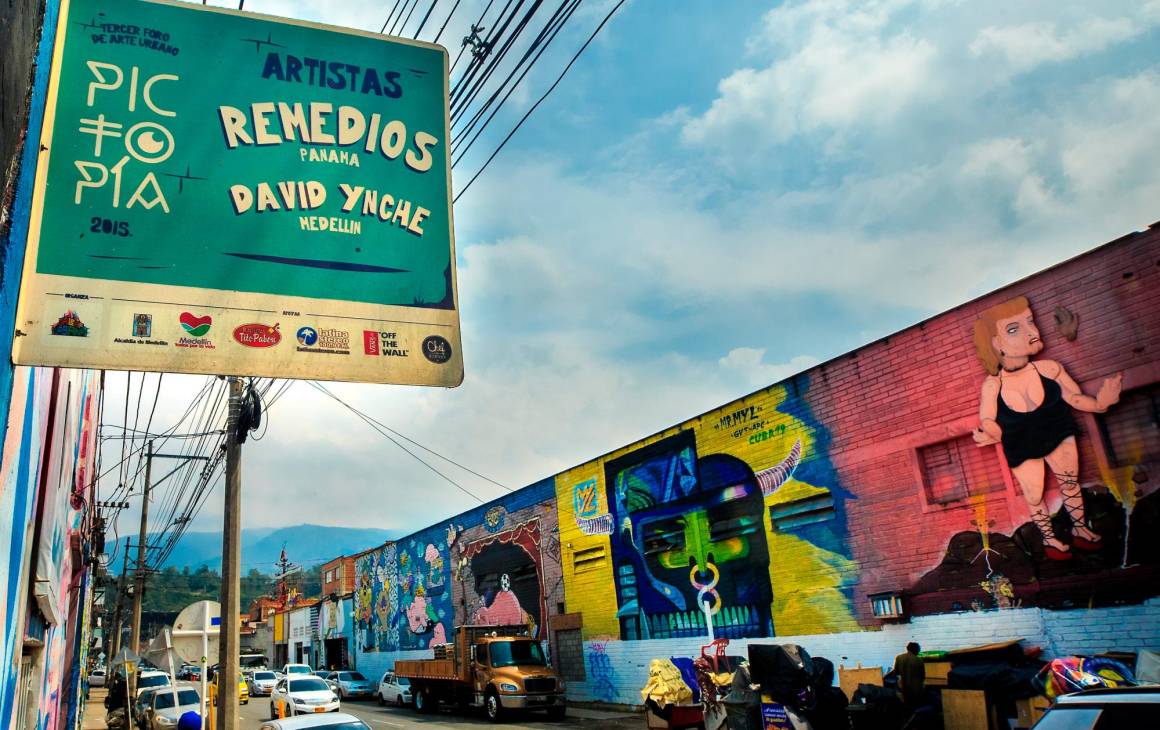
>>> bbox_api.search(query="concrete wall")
[344,225,1160,705]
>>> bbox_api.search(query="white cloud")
[969,18,1143,72]
[719,349,820,388]
[682,1,936,148]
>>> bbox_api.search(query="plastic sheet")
[641,658,695,706]
[1037,657,1136,699]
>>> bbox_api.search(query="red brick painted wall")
[807,226,1160,624]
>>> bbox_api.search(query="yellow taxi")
[212,671,250,705]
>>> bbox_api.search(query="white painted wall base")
[562,599,1160,706]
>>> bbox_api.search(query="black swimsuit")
[996,364,1080,468]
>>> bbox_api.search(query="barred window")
[919,435,1005,505]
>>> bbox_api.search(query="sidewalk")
[82,688,108,730]
[566,703,641,729]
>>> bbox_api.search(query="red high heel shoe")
[1043,545,1074,561]
[1071,536,1102,552]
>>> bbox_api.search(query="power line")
[432,0,464,43]
[379,0,404,33]
[307,381,503,504]
[452,0,579,163]
[454,0,626,202]
[412,0,440,39]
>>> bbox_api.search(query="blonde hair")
[973,296,1031,376]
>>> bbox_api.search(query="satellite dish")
[171,600,221,665]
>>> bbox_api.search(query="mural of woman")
[972,297,1122,560]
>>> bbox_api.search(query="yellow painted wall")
[556,382,860,639]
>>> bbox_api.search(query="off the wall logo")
[175,312,214,349]
[234,322,281,348]
[363,330,408,357]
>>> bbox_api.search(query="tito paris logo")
[233,323,281,348]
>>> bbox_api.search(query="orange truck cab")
[394,625,565,722]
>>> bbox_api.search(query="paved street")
[234,694,639,730]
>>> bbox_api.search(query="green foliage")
[140,563,326,613]
[142,567,276,612]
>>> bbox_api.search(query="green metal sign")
[14,0,462,386]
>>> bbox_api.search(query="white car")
[135,671,171,698]
[90,668,107,687]
[270,676,340,718]
[281,663,313,677]
[249,670,280,696]
[257,712,370,730]
[376,673,411,707]
[146,687,200,730]
[326,671,372,700]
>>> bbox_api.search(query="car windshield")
[139,675,171,688]
[340,672,366,681]
[396,677,409,687]
[254,672,276,680]
[488,640,547,667]
[154,689,198,709]
[288,666,311,674]
[288,678,330,693]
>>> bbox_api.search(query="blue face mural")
[604,430,775,641]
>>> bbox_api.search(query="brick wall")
[339,225,1160,707]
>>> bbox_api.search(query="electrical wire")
[453,0,626,202]
[452,0,579,162]
[451,0,497,73]
[432,0,463,43]
[379,0,403,33]
[411,0,440,38]
[308,380,510,497]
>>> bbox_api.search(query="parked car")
[90,668,107,687]
[134,688,161,728]
[146,688,200,730]
[212,671,250,705]
[249,670,280,696]
[270,676,340,718]
[326,671,372,700]
[281,663,313,677]
[257,712,370,730]
[376,673,411,707]
[135,671,172,699]
[1032,687,1160,729]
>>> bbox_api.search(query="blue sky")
[104,0,1160,543]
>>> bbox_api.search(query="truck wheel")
[547,705,566,721]
[415,687,437,714]
[485,690,504,723]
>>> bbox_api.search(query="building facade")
[348,226,1160,705]
[0,368,102,729]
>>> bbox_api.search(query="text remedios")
[218,102,438,174]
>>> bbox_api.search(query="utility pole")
[218,377,244,730]
[130,440,154,656]
[109,548,130,660]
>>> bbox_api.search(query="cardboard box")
[1014,696,1051,728]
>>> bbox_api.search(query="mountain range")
[109,524,398,574]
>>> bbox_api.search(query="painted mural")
[906,294,1158,614]
[0,367,100,730]
[354,479,563,655]
[972,296,1123,560]
[557,378,860,641]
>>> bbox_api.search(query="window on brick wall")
[919,435,1006,505]
[1097,383,1160,467]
